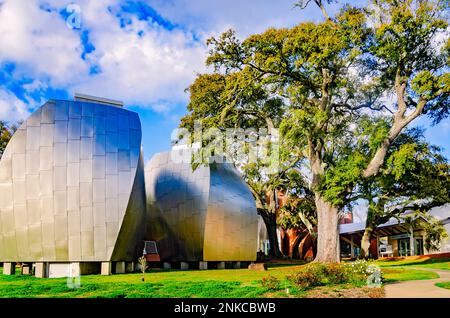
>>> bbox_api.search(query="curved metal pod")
[145,150,258,262]
[0,100,146,262]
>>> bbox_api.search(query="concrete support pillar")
[163,262,171,270]
[3,262,15,275]
[199,261,208,270]
[233,262,241,269]
[101,262,112,276]
[115,261,125,274]
[126,262,134,273]
[35,263,47,278]
[217,262,225,269]
[21,265,30,275]
[180,262,189,270]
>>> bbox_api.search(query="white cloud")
[0,0,89,86]
[0,0,339,120]
[0,88,29,122]
[71,9,206,109]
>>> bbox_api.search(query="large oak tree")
[182,0,449,262]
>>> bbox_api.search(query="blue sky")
[0,0,449,164]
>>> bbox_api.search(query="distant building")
[339,205,450,259]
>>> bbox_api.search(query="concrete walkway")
[385,267,450,298]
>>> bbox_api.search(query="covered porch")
[339,219,427,259]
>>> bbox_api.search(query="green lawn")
[435,281,450,290]
[0,264,308,298]
[0,262,438,298]
[381,267,439,283]
[375,257,450,270]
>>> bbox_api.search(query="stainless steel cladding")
[145,150,258,262]
[0,100,146,262]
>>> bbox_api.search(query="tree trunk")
[313,194,340,263]
[360,227,373,259]
[259,210,282,258]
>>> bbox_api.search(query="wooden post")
[376,235,380,259]
[409,226,415,256]
[350,235,355,258]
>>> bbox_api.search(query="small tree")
[138,256,148,282]
[355,128,450,258]
[0,121,20,159]
[423,217,449,252]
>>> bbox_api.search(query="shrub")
[286,261,382,290]
[347,260,383,285]
[286,264,323,289]
[260,275,280,291]
[322,263,350,284]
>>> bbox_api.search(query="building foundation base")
[180,262,189,270]
[101,262,112,275]
[115,261,125,274]
[35,262,47,278]
[163,262,171,269]
[3,262,15,275]
[126,262,135,273]
[21,265,30,275]
[199,261,208,270]
[233,262,241,269]
[217,262,226,269]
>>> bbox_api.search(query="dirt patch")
[306,286,385,298]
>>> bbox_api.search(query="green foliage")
[277,195,316,232]
[357,116,391,154]
[423,218,449,251]
[286,264,324,289]
[385,143,417,181]
[319,152,367,207]
[357,127,450,247]
[260,275,281,291]
[0,121,18,159]
[182,0,450,262]
[277,169,317,232]
[322,263,350,284]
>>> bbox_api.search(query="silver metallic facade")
[0,100,146,262]
[145,150,258,262]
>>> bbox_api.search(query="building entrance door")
[398,238,410,256]
[415,238,424,256]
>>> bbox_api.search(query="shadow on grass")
[265,262,306,269]
[377,257,450,268]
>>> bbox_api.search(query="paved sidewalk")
[385,267,450,298]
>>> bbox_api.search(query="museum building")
[0,95,259,277]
